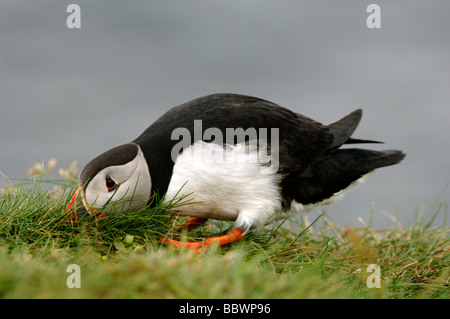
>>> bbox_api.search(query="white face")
[82,147,152,214]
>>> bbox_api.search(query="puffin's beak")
[66,186,82,212]
[66,186,105,219]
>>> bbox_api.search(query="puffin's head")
[67,143,152,215]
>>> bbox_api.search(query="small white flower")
[48,158,57,171]
[59,160,79,180]
[28,162,45,176]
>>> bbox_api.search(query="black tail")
[327,109,384,148]
[290,148,406,205]
[327,109,362,148]
[344,137,384,145]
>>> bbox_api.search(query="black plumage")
[131,93,404,207]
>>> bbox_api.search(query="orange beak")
[66,186,100,216]
[66,186,82,212]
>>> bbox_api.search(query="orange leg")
[159,228,245,252]
[95,211,107,220]
[174,217,208,232]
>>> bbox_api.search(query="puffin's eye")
[105,174,118,192]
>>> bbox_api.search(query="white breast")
[164,140,284,231]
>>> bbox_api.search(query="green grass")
[0,170,448,299]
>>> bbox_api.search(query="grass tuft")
[0,176,183,254]
[0,167,448,298]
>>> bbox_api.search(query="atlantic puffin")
[67,93,405,251]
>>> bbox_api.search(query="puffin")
[67,93,405,251]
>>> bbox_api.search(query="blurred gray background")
[1,1,449,228]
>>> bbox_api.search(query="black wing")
[134,93,334,195]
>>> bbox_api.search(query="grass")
[0,162,448,299]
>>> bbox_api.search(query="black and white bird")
[67,93,405,251]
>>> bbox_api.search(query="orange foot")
[159,228,245,252]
